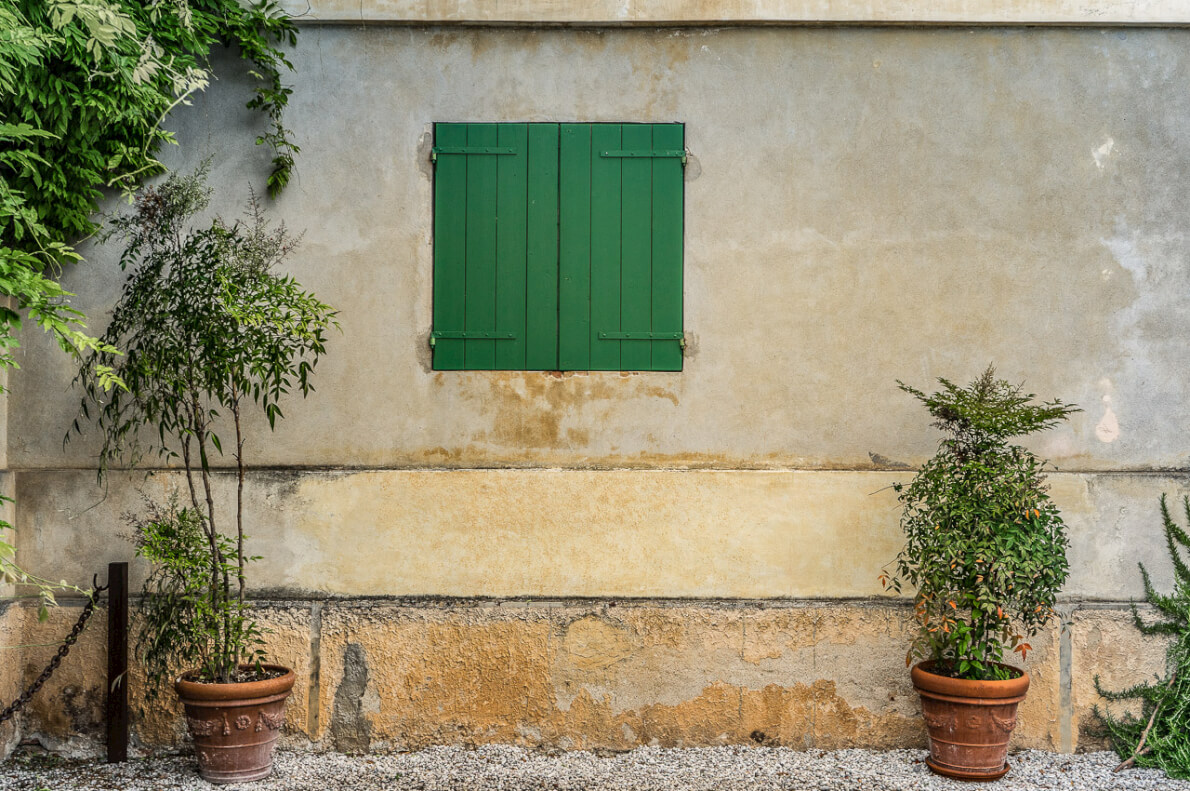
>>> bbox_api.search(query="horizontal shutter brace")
[430,331,518,347]
[600,149,687,165]
[598,331,686,349]
[430,146,518,163]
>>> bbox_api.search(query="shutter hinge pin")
[679,335,687,350]
[430,150,437,164]
[428,335,436,348]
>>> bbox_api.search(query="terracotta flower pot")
[911,661,1030,781]
[175,665,295,784]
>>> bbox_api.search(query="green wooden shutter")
[435,122,681,372]
[558,123,684,372]
[432,123,558,371]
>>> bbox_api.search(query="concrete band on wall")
[12,469,1189,601]
[279,0,1190,26]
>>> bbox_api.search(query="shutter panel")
[464,123,499,370]
[650,124,685,372]
[589,124,623,370]
[560,123,684,372]
[619,124,653,371]
[494,123,528,370]
[525,124,560,369]
[434,123,556,370]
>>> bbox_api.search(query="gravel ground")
[3,746,1189,791]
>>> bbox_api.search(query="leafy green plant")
[1096,495,1190,778]
[881,366,1079,681]
[72,165,337,683]
[125,496,265,694]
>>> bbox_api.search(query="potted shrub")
[73,166,336,783]
[881,366,1078,780]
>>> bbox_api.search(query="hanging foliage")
[0,0,299,377]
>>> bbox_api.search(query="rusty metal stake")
[106,561,128,763]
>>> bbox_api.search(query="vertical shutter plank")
[526,124,560,370]
[619,124,653,371]
[651,124,684,371]
[495,124,528,369]
[589,124,622,371]
[432,123,467,370]
[559,124,592,370]
[464,124,499,370]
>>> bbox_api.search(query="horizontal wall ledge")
[279,0,1190,26]
[14,468,1189,600]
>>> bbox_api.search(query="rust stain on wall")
[444,371,681,452]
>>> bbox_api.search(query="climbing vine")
[0,0,299,377]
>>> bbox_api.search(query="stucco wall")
[11,469,1190,601]
[5,25,1190,753]
[2,599,1171,755]
[13,26,1190,474]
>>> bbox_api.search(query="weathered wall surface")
[4,25,1190,754]
[11,469,1190,600]
[0,603,22,757]
[4,599,1171,755]
[13,27,1190,472]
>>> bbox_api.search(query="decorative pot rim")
[175,664,295,702]
[912,660,1029,700]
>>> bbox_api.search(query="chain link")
[0,577,108,726]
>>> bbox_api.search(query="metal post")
[106,561,128,763]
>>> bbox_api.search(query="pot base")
[925,756,1010,782]
[195,757,275,785]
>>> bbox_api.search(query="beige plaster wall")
[11,26,1190,474]
[11,469,1190,601]
[7,599,1168,755]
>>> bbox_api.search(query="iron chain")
[0,577,108,726]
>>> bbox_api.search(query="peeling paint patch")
[1093,136,1115,170]
[868,452,911,470]
[1095,398,1120,443]
[562,616,634,670]
[331,643,373,753]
